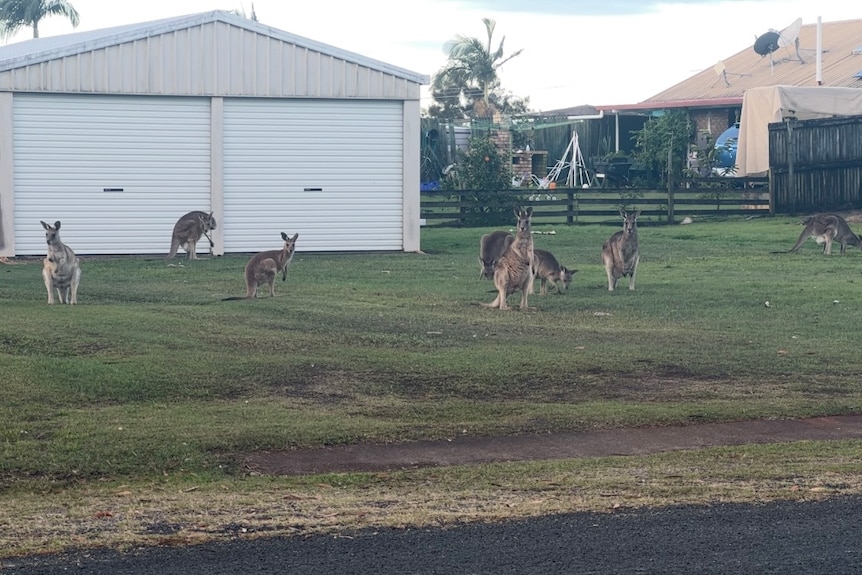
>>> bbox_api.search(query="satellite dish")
[778,18,802,47]
[753,17,803,56]
[753,31,780,56]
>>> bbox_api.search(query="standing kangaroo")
[482,207,534,310]
[167,211,217,260]
[223,232,298,300]
[602,208,640,291]
[783,214,862,255]
[41,220,81,305]
[532,248,576,295]
[478,230,514,279]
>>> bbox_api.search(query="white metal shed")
[0,10,428,256]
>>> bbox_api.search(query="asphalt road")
[4,496,861,574]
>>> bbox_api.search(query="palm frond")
[0,0,79,38]
[431,16,523,113]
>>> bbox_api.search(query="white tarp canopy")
[737,85,862,176]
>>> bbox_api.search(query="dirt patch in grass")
[243,415,862,476]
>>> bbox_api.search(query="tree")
[0,0,80,39]
[461,136,511,192]
[232,3,258,22]
[443,135,515,225]
[632,110,693,185]
[431,18,523,119]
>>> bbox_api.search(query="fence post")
[567,191,574,225]
[768,168,775,216]
[666,148,675,224]
[785,116,797,212]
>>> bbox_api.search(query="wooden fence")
[769,115,862,213]
[420,177,770,227]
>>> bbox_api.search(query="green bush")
[456,135,516,225]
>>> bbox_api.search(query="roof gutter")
[596,97,744,112]
[566,110,605,120]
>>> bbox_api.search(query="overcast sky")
[3,0,860,111]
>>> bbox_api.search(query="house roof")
[529,104,600,117]
[598,17,862,112]
[0,10,429,85]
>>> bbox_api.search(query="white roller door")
[13,94,211,255]
[223,99,403,252]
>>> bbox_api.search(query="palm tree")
[0,0,80,40]
[431,18,523,117]
[232,3,258,22]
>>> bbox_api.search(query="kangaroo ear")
[291,233,299,241]
[281,232,288,240]
[40,221,49,230]
[525,207,533,216]
[513,207,519,218]
[54,221,61,230]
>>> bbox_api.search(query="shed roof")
[0,10,429,93]
[599,17,862,112]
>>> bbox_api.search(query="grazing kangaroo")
[478,230,514,279]
[41,220,81,305]
[223,232,298,300]
[482,207,535,310]
[167,211,217,259]
[602,208,640,291]
[782,214,862,255]
[532,248,576,295]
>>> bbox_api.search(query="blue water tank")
[715,124,739,169]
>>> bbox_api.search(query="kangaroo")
[223,232,299,300]
[782,213,862,255]
[41,220,81,305]
[167,211,217,260]
[478,230,515,280]
[482,207,535,310]
[602,208,640,291]
[532,248,576,295]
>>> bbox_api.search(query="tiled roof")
[611,18,862,110]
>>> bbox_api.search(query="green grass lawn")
[2,213,862,557]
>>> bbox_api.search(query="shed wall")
[12,94,213,255]
[222,98,404,252]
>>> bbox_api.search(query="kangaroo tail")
[167,239,179,259]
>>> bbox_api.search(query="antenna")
[713,61,729,87]
[710,60,749,87]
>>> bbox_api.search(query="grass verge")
[2,214,862,558]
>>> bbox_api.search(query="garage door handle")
[103,187,124,192]
[303,187,323,192]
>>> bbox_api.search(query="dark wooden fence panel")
[769,115,862,213]
[420,178,769,227]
